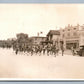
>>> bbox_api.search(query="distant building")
[30,36,46,45]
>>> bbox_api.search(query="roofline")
[47,30,60,36]
[30,36,47,38]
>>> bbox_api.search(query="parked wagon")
[76,45,84,56]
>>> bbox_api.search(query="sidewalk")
[64,50,73,55]
[59,50,73,55]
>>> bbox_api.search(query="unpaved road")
[0,48,84,79]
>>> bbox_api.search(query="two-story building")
[46,30,60,48]
[60,24,84,49]
[60,24,80,49]
[46,24,84,50]
[79,25,84,46]
[30,36,46,45]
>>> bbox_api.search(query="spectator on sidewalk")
[71,46,75,56]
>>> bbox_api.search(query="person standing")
[60,41,64,56]
[43,45,46,55]
[61,46,64,56]
[71,46,75,56]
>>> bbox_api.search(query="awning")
[41,41,53,44]
[66,40,79,43]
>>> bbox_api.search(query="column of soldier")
[13,44,61,57]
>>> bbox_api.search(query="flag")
[40,32,43,34]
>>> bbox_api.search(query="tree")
[16,33,28,43]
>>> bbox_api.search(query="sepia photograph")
[0,4,84,79]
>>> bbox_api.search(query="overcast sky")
[0,4,84,40]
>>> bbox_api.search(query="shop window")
[74,28,76,30]
[73,32,77,36]
[68,29,70,31]
[67,33,70,37]
[82,28,84,30]
[63,34,65,38]
[82,32,84,36]
[42,38,44,40]
[35,38,37,40]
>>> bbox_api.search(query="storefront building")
[60,24,84,49]
[46,24,84,50]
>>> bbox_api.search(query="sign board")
[79,35,84,46]
[66,40,79,43]
[79,31,84,46]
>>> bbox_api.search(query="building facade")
[46,30,60,48]
[60,24,84,49]
[46,24,84,50]
[79,25,84,46]
[30,36,46,45]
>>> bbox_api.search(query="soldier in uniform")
[43,45,46,55]
[47,44,51,56]
[51,45,56,57]
[15,44,19,55]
